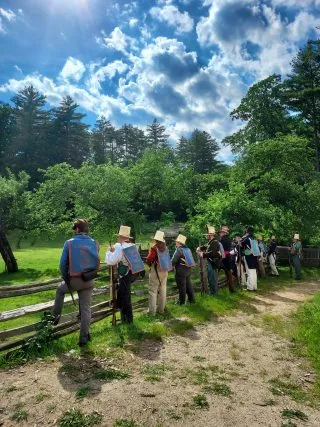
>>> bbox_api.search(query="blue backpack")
[244,238,261,257]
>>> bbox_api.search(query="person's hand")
[110,245,115,253]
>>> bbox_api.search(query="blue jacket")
[59,233,100,277]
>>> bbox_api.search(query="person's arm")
[59,241,69,278]
[146,247,157,266]
[105,243,123,266]
[171,247,182,266]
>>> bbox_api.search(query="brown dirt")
[1,280,320,427]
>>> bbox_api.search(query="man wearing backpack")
[219,225,235,293]
[52,219,100,347]
[197,225,221,295]
[241,227,259,291]
[105,225,144,323]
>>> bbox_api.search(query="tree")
[284,40,320,171]
[116,124,148,165]
[187,135,320,244]
[0,171,30,272]
[223,74,292,151]
[10,85,49,187]
[91,117,117,164]
[0,103,15,174]
[49,96,89,167]
[177,129,220,174]
[146,119,169,148]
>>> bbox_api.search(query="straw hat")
[220,225,229,233]
[293,233,300,240]
[271,235,276,240]
[204,225,216,235]
[153,230,165,243]
[116,225,132,239]
[257,234,263,240]
[176,234,187,245]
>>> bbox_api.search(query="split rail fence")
[0,251,226,355]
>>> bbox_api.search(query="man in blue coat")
[52,219,100,346]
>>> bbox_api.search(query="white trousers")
[244,258,257,290]
[148,265,168,315]
[237,261,247,287]
[269,254,279,276]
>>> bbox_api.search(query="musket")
[109,240,117,326]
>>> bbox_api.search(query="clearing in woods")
[1,279,320,427]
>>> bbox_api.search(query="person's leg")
[148,266,159,315]
[175,267,187,304]
[157,271,167,313]
[244,257,253,290]
[52,281,69,322]
[207,262,218,295]
[77,287,93,345]
[269,254,279,276]
[186,270,195,303]
[258,259,266,277]
[223,257,235,292]
[292,255,301,279]
[117,274,133,323]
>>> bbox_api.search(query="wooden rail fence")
[0,258,227,355]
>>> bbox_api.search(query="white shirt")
[105,242,134,266]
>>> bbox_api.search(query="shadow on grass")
[0,268,60,286]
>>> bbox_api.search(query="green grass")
[113,419,139,427]
[269,378,307,402]
[59,409,103,427]
[281,408,308,421]
[193,394,209,409]
[76,384,91,399]
[203,382,232,397]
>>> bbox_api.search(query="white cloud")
[129,18,138,28]
[87,60,128,95]
[150,5,194,33]
[60,57,86,82]
[97,27,137,55]
[14,65,23,74]
[0,7,16,33]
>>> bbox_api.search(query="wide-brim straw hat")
[204,225,216,235]
[257,234,263,240]
[271,235,276,240]
[116,225,132,239]
[153,230,165,243]
[220,225,229,233]
[293,233,300,240]
[176,234,187,245]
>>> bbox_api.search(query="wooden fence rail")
[276,246,320,268]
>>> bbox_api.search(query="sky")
[0,0,319,162]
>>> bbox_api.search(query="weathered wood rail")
[277,246,320,268]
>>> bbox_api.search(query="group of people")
[51,219,303,347]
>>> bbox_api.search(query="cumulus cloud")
[87,60,128,95]
[150,4,194,33]
[96,27,137,55]
[60,57,86,82]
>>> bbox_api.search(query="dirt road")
[1,280,320,427]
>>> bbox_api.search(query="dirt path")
[1,280,320,427]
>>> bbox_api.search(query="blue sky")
[0,0,319,162]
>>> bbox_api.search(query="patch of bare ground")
[1,280,320,427]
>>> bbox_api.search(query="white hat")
[205,225,216,235]
[153,230,165,243]
[220,225,229,233]
[176,234,187,245]
[271,235,276,240]
[116,225,132,239]
[293,233,300,240]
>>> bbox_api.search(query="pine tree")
[284,40,320,171]
[146,118,169,147]
[0,103,15,174]
[116,124,147,165]
[50,96,89,167]
[91,117,117,164]
[176,129,220,174]
[10,85,49,186]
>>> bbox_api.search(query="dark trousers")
[175,265,195,304]
[117,273,133,323]
[291,255,301,279]
[222,256,235,292]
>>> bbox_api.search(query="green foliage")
[93,368,130,381]
[203,382,232,396]
[76,385,90,399]
[268,378,307,402]
[59,409,103,427]
[281,408,308,421]
[146,118,168,148]
[113,419,138,427]
[11,403,29,422]
[21,311,54,357]
[193,394,209,409]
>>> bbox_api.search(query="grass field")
[0,236,320,372]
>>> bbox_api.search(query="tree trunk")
[0,230,18,273]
